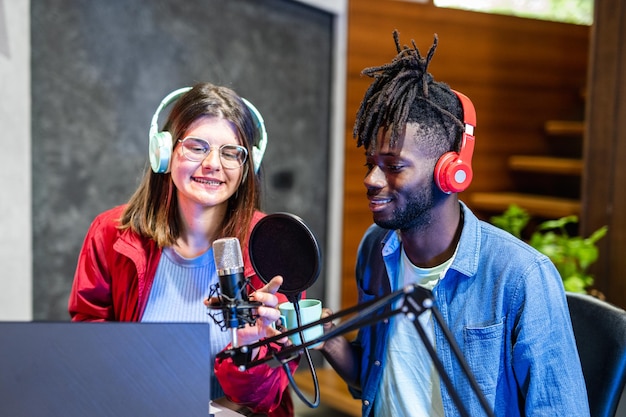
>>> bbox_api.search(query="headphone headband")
[148,86,268,174]
[453,90,476,136]
[242,97,267,173]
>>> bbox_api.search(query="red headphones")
[434,90,476,194]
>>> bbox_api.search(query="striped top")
[141,246,231,399]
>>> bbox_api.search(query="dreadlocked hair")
[353,30,465,155]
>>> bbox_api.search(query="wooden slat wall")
[341,0,590,309]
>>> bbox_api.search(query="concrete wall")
[0,0,347,321]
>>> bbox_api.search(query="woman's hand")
[205,275,289,349]
[236,275,288,347]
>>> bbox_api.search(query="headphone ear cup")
[148,87,192,174]
[434,151,473,194]
[436,90,476,194]
[149,131,173,173]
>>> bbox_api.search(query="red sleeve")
[215,343,299,416]
[68,205,153,322]
[68,208,121,321]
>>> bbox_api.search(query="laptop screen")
[0,322,216,416]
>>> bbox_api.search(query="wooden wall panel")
[341,0,590,309]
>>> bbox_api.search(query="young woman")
[68,82,297,417]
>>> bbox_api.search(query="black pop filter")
[249,213,321,299]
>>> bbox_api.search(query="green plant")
[491,205,608,294]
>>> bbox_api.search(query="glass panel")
[434,0,593,25]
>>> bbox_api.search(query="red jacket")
[68,205,297,416]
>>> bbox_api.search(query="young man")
[320,31,589,417]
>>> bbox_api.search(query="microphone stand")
[218,284,495,417]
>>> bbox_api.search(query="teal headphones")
[148,87,268,174]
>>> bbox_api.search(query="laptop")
[0,321,244,417]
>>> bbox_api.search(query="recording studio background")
[29,0,334,320]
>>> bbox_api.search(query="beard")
[374,181,445,231]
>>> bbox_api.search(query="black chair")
[567,292,626,417]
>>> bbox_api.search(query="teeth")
[194,178,221,185]
[372,199,391,205]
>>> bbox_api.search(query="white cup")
[278,299,323,347]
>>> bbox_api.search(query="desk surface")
[212,398,251,416]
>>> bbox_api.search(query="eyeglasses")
[177,137,248,169]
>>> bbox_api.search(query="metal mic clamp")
[207,281,262,347]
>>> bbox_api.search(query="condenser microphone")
[213,237,257,348]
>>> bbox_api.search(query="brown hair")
[119,82,261,246]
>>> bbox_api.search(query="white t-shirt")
[374,246,452,417]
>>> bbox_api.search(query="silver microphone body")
[213,237,249,348]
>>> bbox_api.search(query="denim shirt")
[350,202,589,417]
